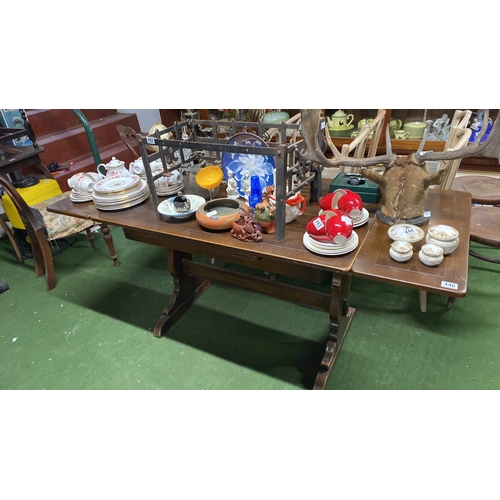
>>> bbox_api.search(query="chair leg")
[100,224,120,267]
[469,248,500,264]
[0,217,24,264]
[85,227,96,248]
[30,227,56,290]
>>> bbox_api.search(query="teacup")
[129,158,163,176]
[167,169,182,186]
[306,209,343,242]
[389,118,403,131]
[68,173,95,193]
[154,176,170,190]
[336,190,363,219]
[358,118,373,129]
[130,158,145,175]
[320,189,363,219]
[325,211,353,245]
[403,121,427,139]
[394,129,409,140]
[85,171,104,182]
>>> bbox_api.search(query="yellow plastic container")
[1,179,62,229]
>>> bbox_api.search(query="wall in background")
[117,109,161,133]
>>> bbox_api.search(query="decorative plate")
[93,175,141,194]
[221,132,276,197]
[387,224,425,243]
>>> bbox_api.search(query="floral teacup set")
[68,156,184,200]
[128,157,183,196]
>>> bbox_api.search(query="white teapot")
[97,156,130,179]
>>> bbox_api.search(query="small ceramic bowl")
[419,243,444,266]
[425,233,459,255]
[157,194,205,221]
[389,240,414,262]
[196,198,247,230]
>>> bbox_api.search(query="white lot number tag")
[313,218,325,231]
[146,136,156,145]
[441,281,458,290]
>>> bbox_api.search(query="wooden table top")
[352,189,472,297]
[48,180,374,275]
[452,175,500,204]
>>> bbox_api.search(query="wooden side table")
[352,190,472,312]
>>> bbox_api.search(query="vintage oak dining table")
[47,179,472,390]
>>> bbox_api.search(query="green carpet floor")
[1,225,499,390]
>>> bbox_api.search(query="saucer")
[352,208,369,227]
[329,125,355,138]
[303,231,359,256]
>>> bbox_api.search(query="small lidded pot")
[389,240,414,262]
[419,243,444,266]
[426,224,459,255]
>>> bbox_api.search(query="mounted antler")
[299,109,500,224]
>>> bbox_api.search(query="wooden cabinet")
[324,109,500,173]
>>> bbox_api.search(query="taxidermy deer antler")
[298,109,500,223]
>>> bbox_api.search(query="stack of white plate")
[303,231,359,256]
[69,190,93,203]
[92,175,150,211]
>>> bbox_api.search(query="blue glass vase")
[248,176,262,208]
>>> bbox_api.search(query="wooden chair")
[331,109,387,173]
[116,125,142,160]
[0,175,119,290]
[451,175,500,263]
[431,110,472,190]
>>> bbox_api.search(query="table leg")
[314,273,354,390]
[154,249,213,338]
[100,223,120,267]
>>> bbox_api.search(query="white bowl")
[425,233,459,255]
[419,243,444,266]
[389,240,414,262]
[157,194,206,221]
